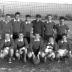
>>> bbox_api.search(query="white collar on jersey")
[14,19,20,22]
[34,39,40,41]
[25,21,31,24]
[59,23,65,26]
[18,38,23,42]
[48,42,54,45]
[3,20,10,23]
[61,40,67,43]
[5,39,10,42]
[46,21,52,23]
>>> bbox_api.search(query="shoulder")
[58,40,62,45]
[52,21,55,25]
[0,20,4,23]
[31,20,36,23]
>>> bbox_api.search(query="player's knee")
[28,52,32,58]
[41,52,45,58]
[16,52,20,57]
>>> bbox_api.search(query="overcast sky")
[0,0,72,16]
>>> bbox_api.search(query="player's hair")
[15,12,20,16]
[49,36,54,39]
[36,14,41,18]
[6,14,11,16]
[62,34,67,37]
[59,16,65,20]
[25,15,31,18]
[47,14,52,17]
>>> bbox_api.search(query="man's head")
[49,36,54,44]
[5,14,11,21]
[5,33,10,40]
[62,34,67,41]
[19,33,24,39]
[59,16,65,25]
[25,15,31,22]
[36,14,41,21]
[46,14,52,22]
[15,12,20,20]
[35,33,41,40]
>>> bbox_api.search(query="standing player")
[24,15,33,43]
[55,16,70,42]
[32,14,44,38]
[44,15,56,41]
[11,12,24,40]
[0,14,12,39]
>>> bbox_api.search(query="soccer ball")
[33,56,40,65]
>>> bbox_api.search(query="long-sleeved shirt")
[0,38,15,50]
[1,20,13,34]
[42,42,58,52]
[29,38,44,52]
[58,39,71,51]
[44,21,55,36]
[32,20,44,37]
[11,19,24,33]
[14,38,28,50]
[55,24,69,35]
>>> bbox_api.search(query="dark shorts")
[25,32,30,43]
[13,32,19,40]
[56,34,62,43]
[33,48,40,56]
[44,34,54,41]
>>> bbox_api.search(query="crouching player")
[0,33,14,63]
[15,33,28,63]
[56,34,72,62]
[40,36,58,62]
[27,34,44,64]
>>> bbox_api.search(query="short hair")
[49,36,54,39]
[6,14,11,16]
[36,14,41,18]
[59,16,65,20]
[47,14,52,17]
[62,34,67,37]
[25,15,31,18]
[15,12,20,16]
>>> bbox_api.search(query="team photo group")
[0,12,71,65]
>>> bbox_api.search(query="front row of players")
[0,33,72,64]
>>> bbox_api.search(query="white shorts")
[4,47,9,55]
[48,52,55,58]
[57,49,68,57]
[45,48,53,53]
[41,52,46,58]
[28,52,33,58]
[19,47,27,54]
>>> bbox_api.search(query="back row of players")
[0,12,71,64]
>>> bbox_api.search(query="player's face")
[37,18,41,21]
[26,17,31,22]
[19,34,23,39]
[5,34,10,40]
[49,37,54,43]
[15,14,20,20]
[60,19,65,25]
[35,34,40,39]
[48,16,52,21]
[62,36,67,41]
[6,16,11,21]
